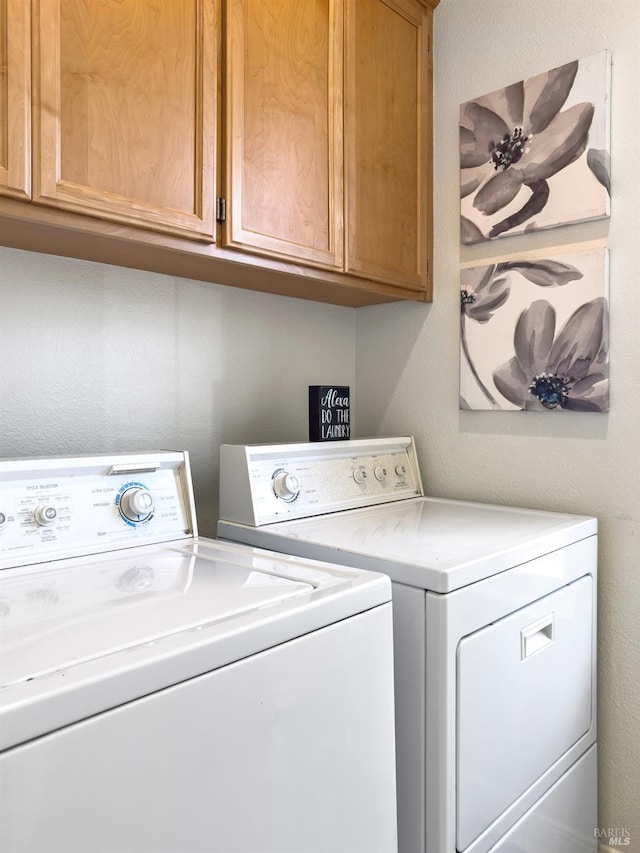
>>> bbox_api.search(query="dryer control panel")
[0,452,196,570]
[219,437,423,526]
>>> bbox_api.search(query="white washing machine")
[0,451,398,853]
[218,437,598,853]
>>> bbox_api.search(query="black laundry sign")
[309,386,350,442]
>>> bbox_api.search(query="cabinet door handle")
[521,613,554,659]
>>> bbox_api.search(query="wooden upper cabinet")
[32,0,217,240]
[345,0,432,295]
[225,0,434,295]
[0,0,437,305]
[224,0,343,269]
[0,0,31,200]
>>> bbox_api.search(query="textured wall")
[356,0,640,846]
[0,248,355,537]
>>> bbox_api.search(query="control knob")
[272,472,300,502]
[353,467,368,484]
[34,505,58,527]
[119,488,155,523]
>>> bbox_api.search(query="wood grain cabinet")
[224,0,344,270]
[0,0,438,306]
[345,0,434,293]
[224,0,436,297]
[0,0,31,200]
[32,0,217,239]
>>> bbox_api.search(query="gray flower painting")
[460,249,609,412]
[460,51,611,243]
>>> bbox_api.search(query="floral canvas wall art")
[460,51,611,244]
[460,248,609,412]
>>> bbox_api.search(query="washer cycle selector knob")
[374,466,388,481]
[34,505,58,527]
[272,472,300,502]
[119,488,155,524]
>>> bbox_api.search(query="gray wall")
[356,0,640,845]
[0,248,355,537]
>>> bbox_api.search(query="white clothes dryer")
[218,437,598,853]
[0,451,397,853]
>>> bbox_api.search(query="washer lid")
[0,537,390,751]
[0,540,317,688]
[226,497,597,592]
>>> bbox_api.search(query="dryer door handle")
[520,613,555,660]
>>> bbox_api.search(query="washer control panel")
[0,452,195,570]
[219,437,423,526]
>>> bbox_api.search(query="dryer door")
[456,576,593,851]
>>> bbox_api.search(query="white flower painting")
[460,249,609,412]
[460,51,611,244]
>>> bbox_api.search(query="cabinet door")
[32,0,216,240]
[345,0,432,295]
[0,0,30,199]
[224,0,343,269]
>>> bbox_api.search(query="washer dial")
[34,505,58,527]
[118,486,155,525]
